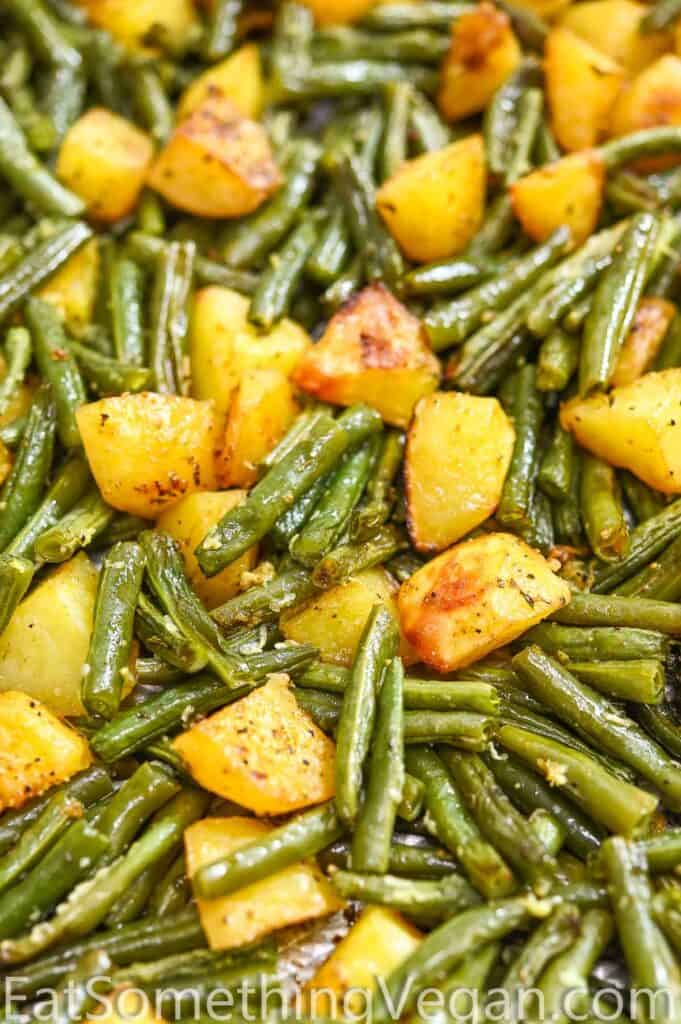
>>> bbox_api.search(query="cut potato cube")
[281,567,416,667]
[57,109,153,224]
[560,0,670,74]
[217,368,299,488]
[561,368,681,493]
[0,441,11,487]
[301,0,377,23]
[610,56,681,171]
[398,533,571,672]
[612,297,676,387]
[406,392,515,553]
[0,554,98,717]
[148,94,281,218]
[0,690,92,812]
[173,674,336,815]
[191,287,310,418]
[304,907,422,1019]
[438,4,521,122]
[185,817,343,950]
[76,393,218,519]
[376,136,486,263]
[293,284,440,428]
[177,44,265,121]
[75,0,198,54]
[546,28,624,152]
[37,239,100,334]
[511,151,605,245]
[156,491,258,610]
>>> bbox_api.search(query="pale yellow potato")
[37,239,100,334]
[561,368,681,493]
[406,392,515,553]
[76,0,199,54]
[148,94,281,218]
[610,55,681,171]
[0,441,11,487]
[191,286,310,418]
[560,0,671,73]
[156,492,258,610]
[439,4,521,121]
[293,284,440,428]
[76,393,219,519]
[612,297,676,387]
[510,0,571,19]
[546,28,624,152]
[57,109,153,223]
[173,674,336,815]
[0,554,98,717]
[398,533,571,671]
[511,151,605,245]
[177,44,265,121]
[376,136,486,263]
[301,0,378,24]
[185,817,343,950]
[0,690,92,812]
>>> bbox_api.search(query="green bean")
[616,533,681,600]
[126,231,257,294]
[110,256,145,367]
[401,257,495,298]
[398,771,425,822]
[0,328,30,421]
[569,659,665,704]
[193,800,342,900]
[0,414,26,449]
[92,763,179,865]
[332,869,479,927]
[33,487,114,563]
[149,240,195,395]
[497,0,548,49]
[620,470,665,523]
[362,2,473,29]
[636,703,681,760]
[521,621,669,660]
[322,253,363,310]
[505,87,543,184]
[0,384,56,551]
[580,453,630,562]
[406,746,515,899]
[537,423,575,503]
[294,686,340,732]
[41,64,86,144]
[312,523,408,588]
[71,340,152,396]
[148,853,189,917]
[351,430,404,538]
[380,81,411,182]
[535,909,614,1024]
[48,949,113,1024]
[105,843,179,927]
[135,589,206,672]
[4,0,82,69]
[593,495,681,592]
[278,60,437,102]
[211,566,316,631]
[0,551,34,634]
[483,59,541,178]
[306,202,350,285]
[136,190,166,237]
[496,364,543,529]
[249,215,319,329]
[203,0,243,60]
[536,328,580,391]
[641,829,681,874]
[654,311,681,369]
[321,836,458,878]
[133,65,174,146]
[552,591,681,634]
[26,297,86,448]
[408,87,450,153]
[315,27,449,63]
[404,711,496,749]
[642,0,681,31]
[600,127,681,168]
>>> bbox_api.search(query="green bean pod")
[26,297,86,448]
[0,384,56,551]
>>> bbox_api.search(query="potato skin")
[439,3,520,121]
[398,533,571,672]
[76,392,219,519]
[376,136,486,263]
[560,0,670,74]
[293,283,440,428]
[511,151,606,245]
[612,297,676,387]
[177,44,264,121]
[610,55,681,171]
[76,0,199,54]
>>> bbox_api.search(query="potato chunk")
[406,393,515,553]
[0,554,98,717]
[511,152,605,245]
[305,907,422,1019]
[398,533,571,671]
[177,44,264,121]
[76,0,198,54]
[0,691,91,812]
[185,817,342,950]
[293,284,440,428]
[561,369,681,493]
[612,297,676,387]
[148,94,281,218]
[37,239,100,334]
[57,109,153,224]
[546,29,624,152]
[301,0,377,24]
[173,674,336,815]
[438,4,520,122]
[0,441,11,487]
[76,393,218,519]
[376,136,486,263]
[191,287,310,418]
[560,0,670,73]
[217,368,299,488]
[156,492,258,609]
[610,56,681,170]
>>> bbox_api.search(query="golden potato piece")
[612,297,676,387]
[156,491,258,610]
[173,674,336,815]
[37,239,100,334]
[610,56,681,171]
[561,369,681,493]
[76,0,199,54]
[177,44,265,121]
[185,817,342,950]
[546,28,624,152]
[148,94,281,218]
[398,533,571,672]
[293,284,440,428]
[191,287,310,418]
[301,0,377,24]
[406,392,515,553]
[0,441,11,487]
[510,0,570,18]
[560,0,670,74]
[511,151,605,245]
[76,393,218,519]
[376,136,486,263]
[0,690,92,813]
[439,3,521,122]
[57,109,153,224]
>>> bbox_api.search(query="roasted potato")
[301,0,377,24]
[559,0,671,73]
[511,151,606,245]
[177,44,265,121]
[438,4,521,122]
[406,392,516,553]
[185,817,342,950]
[217,368,299,488]
[612,297,676,387]
[156,491,258,609]
[37,239,100,335]
[376,136,486,263]
[75,0,199,54]
[398,533,571,671]
[546,28,624,152]
[173,674,336,815]
[610,56,681,170]
[148,94,281,218]
[561,368,681,493]
[0,690,92,812]
[0,554,99,717]
[511,0,571,19]
[0,441,11,487]
[57,109,153,224]
[191,286,310,418]
[293,284,440,428]
[76,393,218,519]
